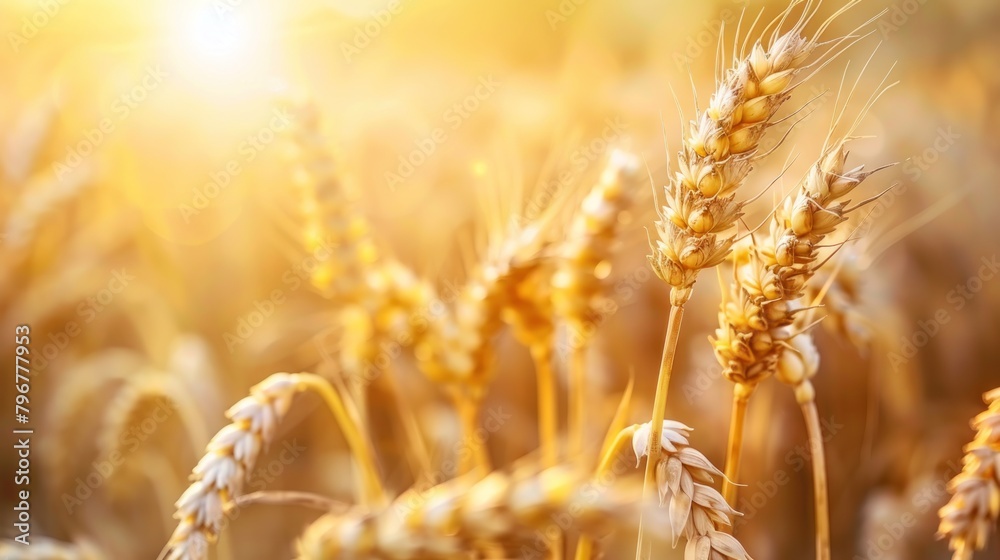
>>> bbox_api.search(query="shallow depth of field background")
[1,0,999,558]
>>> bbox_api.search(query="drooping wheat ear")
[284,99,378,302]
[0,537,103,560]
[938,387,1000,560]
[296,464,671,559]
[629,421,753,560]
[160,373,383,560]
[552,149,640,457]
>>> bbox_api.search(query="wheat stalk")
[939,387,1000,560]
[159,373,382,560]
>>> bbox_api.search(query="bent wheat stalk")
[159,373,382,560]
[939,387,1000,560]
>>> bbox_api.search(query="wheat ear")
[628,421,753,560]
[160,373,382,560]
[284,99,377,303]
[551,149,640,458]
[296,464,671,559]
[938,388,1000,560]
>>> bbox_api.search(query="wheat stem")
[800,390,831,560]
[532,343,559,467]
[296,374,385,505]
[636,304,685,559]
[454,392,489,475]
[570,337,588,458]
[722,383,755,510]
[383,364,434,481]
[531,342,564,560]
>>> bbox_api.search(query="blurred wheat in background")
[1,0,1000,559]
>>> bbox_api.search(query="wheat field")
[1,0,999,559]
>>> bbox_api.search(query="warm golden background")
[1,0,999,558]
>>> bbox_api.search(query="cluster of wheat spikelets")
[939,388,1000,560]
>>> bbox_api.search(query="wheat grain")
[630,421,752,560]
[939,387,1000,560]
